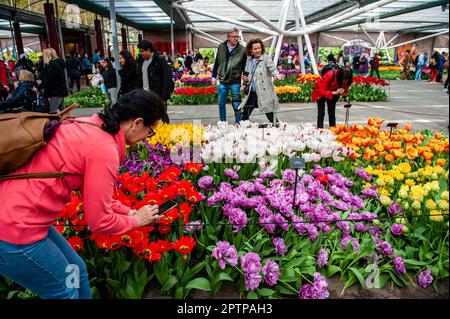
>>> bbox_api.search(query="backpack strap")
[0,172,67,181]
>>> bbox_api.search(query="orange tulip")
[434,132,444,140]
[405,146,419,159]
[404,123,413,132]
[385,154,394,163]
[374,144,384,152]
[402,134,415,143]
[350,153,361,160]
[437,159,446,167]
[392,142,402,149]
[376,164,384,170]
[392,149,404,159]
[422,151,433,161]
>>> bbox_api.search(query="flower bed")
[2,119,448,300]
[64,88,110,108]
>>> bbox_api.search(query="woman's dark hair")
[337,66,353,87]
[245,38,266,57]
[98,89,166,134]
[138,40,154,52]
[120,50,136,71]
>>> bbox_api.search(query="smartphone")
[158,200,177,215]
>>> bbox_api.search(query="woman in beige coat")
[239,38,281,123]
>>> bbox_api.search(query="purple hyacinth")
[361,188,378,199]
[224,168,239,180]
[262,260,281,286]
[376,239,393,256]
[272,237,288,255]
[240,252,262,291]
[393,255,406,275]
[355,168,372,182]
[391,224,405,236]
[341,236,360,252]
[198,176,214,189]
[212,241,238,270]
[299,272,329,299]
[388,202,404,216]
[282,169,296,184]
[317,248,328,268]
[336,221,352,235]
[355,222,369,233]
[417,269,433,289]
[260,170,276,180]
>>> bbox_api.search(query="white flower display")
[200,121,350,171]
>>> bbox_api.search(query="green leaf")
[403,259,429,266]
[215,272,234,283]
[258,288,276,297]
[247,291,258,299]
[327,265,342,277]
[106,278,121,288]
[349,267,366,289]
[161,275,178,292]
[185,277,211,292]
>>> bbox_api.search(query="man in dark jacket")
[211,28,246,123]
[65,54,82,94]
[136,40,173,123]
[185,51,194,74]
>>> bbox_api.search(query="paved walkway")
[72,80,449,133]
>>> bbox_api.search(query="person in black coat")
[65,54,82,93]
[100,58,117,105]
[36,48,68,113]
[185,50,194,74]
[118,50,137,96]
[136,40,173,123]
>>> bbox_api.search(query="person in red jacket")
[312,66,353,129]
[0,89,166,299]
[369,52,380,79]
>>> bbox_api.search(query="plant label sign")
[290,157,305,170]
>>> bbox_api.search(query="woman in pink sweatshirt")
[0,89,167,299]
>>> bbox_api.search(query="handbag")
[243,59,262,95]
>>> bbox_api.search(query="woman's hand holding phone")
[132,205,162,227]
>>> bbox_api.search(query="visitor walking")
[211,27,246,124]
[0,89,166,299]
[369,52,380,79]
[312,65,353,129]
[136,40,174,123]
[415,52,426,80]
[118,50,138,97]
[358,52,369,76]
[352,52,361,74]
[399,50,413,80]
[81,53,92,86]
[36,48,68,113]
[437,52,447,83]
[429,50,440,83]
[239,38,280,124]
[66,54,82,94]
[100,58,117,105]
[93,48,102,65]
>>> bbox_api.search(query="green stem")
[294,268,313,284]
[278,280,299,294]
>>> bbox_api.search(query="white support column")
[295,0,318,74]
[387,30,449,49]
[293,0,305,74]
[228,0,284,34]
[360,26,378,49]
[269,0,290,57]
[238,30,246,46]
[194,34,221,46]
[386,33,400,46]
[172,3,278,36]
[321,32,351,44]
[109,0,121,103]
[190,27,222,44]
[286,0,398,36]
[170,5,175,62]
[273,0,291,66]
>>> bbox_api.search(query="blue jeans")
[370,67,380,79]
[217,83,242,123]
[0,226,91,299]
[415,65,423,80]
